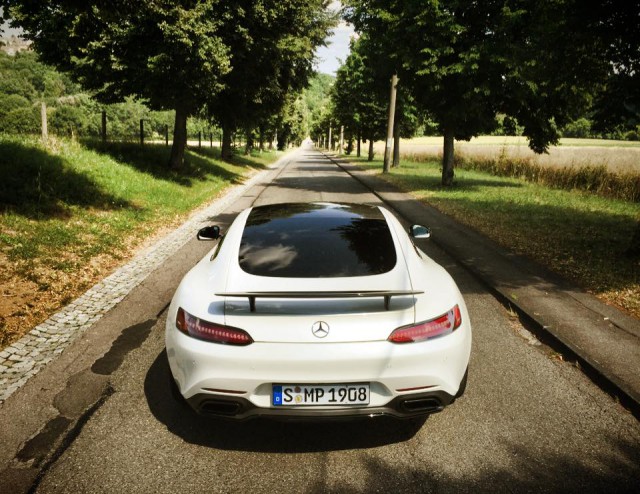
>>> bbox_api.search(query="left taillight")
[388,305,462,343]
[176,308,253,346]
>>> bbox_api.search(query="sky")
[314,20,355,75]
[314,2,355,75]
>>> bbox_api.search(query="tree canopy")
[331,38,388,159]
[328,34,420,161]
[1,1,334,167]
[206,0,334,159]
[343,0,640,185]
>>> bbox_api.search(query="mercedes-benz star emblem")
[311,321,330,338]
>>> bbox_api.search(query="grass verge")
[0,135,279,348]
[351,155,640,318]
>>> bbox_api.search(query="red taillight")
[388,305,462,343]
[176,308,253,346]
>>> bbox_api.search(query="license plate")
[272,384,370,406]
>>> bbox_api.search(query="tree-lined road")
[4,147,640,493]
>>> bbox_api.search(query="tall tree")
[345,1,509,184]
[2,0,233,169]
[345,0,633,185]
[497,0,615,153]
[208,0,334,160]
[331,37,388,160]
[304,72,335,145]
[353,32,421,166]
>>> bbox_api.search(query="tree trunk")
[168,106,188,170]
[442,128,455,186]
[357,129,361,157]
[392,124,400,167]
[244,128,253,155]
[259,126,265,152]
[277,132,285,151]
[346,137,353,155]
[221,124,233,161]
[368,135,374,161]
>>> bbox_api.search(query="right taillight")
[388,305,462,343]
[176,308,253,346]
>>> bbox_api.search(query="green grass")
[0,135,278,347]
[351,155,640,317]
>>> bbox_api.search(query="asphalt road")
[7,147,640,493]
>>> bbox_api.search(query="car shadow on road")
[144,350,426,453]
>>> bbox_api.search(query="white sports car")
[165,202,471,420]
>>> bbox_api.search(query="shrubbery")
[0,51,210,141]
[0,105,39,134]
[561,118,592,138]
[488,113,638,141]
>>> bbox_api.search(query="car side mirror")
[410,225,431,240]
[197,225,221,241]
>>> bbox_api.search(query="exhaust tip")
[200,400,242,416]
[401,397,443,413]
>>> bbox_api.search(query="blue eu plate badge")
[272,385,283,406]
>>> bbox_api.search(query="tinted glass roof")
[239,203,397,278]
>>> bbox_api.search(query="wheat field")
[373,136,640,173]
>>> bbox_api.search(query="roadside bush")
[148,110,175,139]
[624,128,639,141]
[0,105,40,134]
[50,104,95,137]
[562,118,592,138]
[0,76,36,100]
[0,52,208,141]
[0,93,30,120]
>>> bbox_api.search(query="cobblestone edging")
[0,159,283,403]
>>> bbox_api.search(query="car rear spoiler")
[214,290,424,312]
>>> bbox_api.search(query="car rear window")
[239,203,397,278]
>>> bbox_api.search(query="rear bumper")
[186,389,455,421]
[166,309,471,420]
